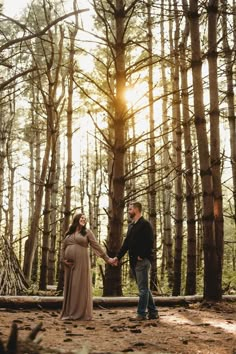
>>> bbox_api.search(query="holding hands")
[107,257,119,266]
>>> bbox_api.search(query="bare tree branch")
[0,8,89,52]
[0,67,36,90]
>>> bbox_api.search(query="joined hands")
[107,257,119,266]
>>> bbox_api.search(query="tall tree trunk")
[39,126,59,290]
[125,103,137,200]
[86,133,95,280]
[79,163,85,212]
[93,137,102,241]
[181,0,196,295]
[0,148,5,234]
[104,0,127,296]
[56,12,76,293]
[39,165,52,291]
[146,0,157,291]
[0,97,9,235]
[63,4,78,235]
[56,184,65,292]
[172,0,183,296]
[7,162,15,243]
[194,142,203,273]
[23,122,52,281]
[86,133,93,230]
[160,0,173,288]
[48,136,61,285]
[87,134,103,285]
[29,129,35,220]
[18,185,23,266]
[31,109,41,283]
[188,0,219,301]
[0,104,4,234]
[221,0,236,224]
[28,97,36,228]
[24,18,65,281]
[207,0,223,300]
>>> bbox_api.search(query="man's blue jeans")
[133,258,157,317]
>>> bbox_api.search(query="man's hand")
[137,256,143,261]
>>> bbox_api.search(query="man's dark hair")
[129,201,142,212]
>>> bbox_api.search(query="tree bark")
[160,0,173,288]
[188,0,219,301]
[31,106,41,283]
[7,163,15,244]
[146,0,158,291]
[23,125,52,281]
[181,0,196,295]
[0,294,235,309]
[48,136,61,285]
[221,0,236,224]
[172,0,183,296]
[207,0,223,300]
[23,15,65,281]
[63,5,79,235]
[104,0,127,296]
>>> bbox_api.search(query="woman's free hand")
[64,259,74,267]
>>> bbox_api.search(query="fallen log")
[0,295,235,309]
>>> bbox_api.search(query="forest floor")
[0,301,235,354]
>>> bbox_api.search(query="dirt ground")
[0,302,235,354]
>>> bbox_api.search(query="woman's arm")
[87,230,111,263]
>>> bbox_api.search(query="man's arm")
[111,232,130,265]
[117,236,129,260]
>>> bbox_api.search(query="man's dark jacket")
[117,216,154,268]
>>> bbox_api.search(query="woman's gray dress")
[60,230,108,320]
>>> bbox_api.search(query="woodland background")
[0,0,235,302]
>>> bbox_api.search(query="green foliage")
[122,278,138,296]
[222,269,236,294]
[196,269,204,295]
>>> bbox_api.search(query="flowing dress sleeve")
[60,235,69,263]
[87,230,109,262]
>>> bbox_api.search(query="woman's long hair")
[65,213,87,237]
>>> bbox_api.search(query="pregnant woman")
[60,212,112,321]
